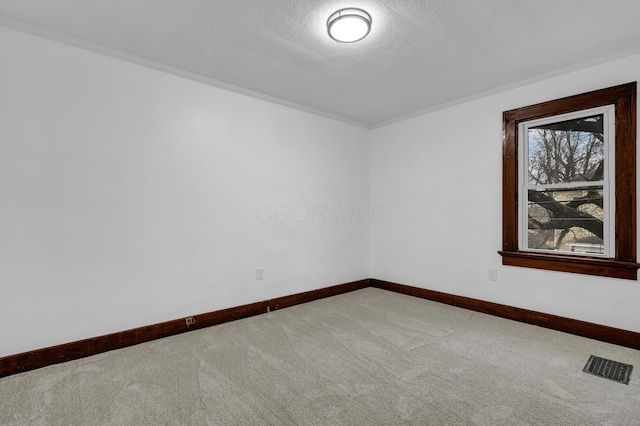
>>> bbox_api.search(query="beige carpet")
[1,288,639,425]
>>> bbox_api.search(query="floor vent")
[582,355,633,385]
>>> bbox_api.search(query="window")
[521,107,613,257]
[500,83,638,279]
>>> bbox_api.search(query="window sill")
[498,251,639,280]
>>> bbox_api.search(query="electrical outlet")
[488,268,498,281]
[185,316,195,327]
[256,268,264,281]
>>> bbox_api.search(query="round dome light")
[327,8,372,43]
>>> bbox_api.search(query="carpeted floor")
[1,287,639,425]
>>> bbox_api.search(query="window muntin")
[518,106,615,257]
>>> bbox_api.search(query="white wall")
[0,26,370,357]
[370,53,640,333]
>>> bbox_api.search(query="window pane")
[527,187,604,254]
[528,114,604,185]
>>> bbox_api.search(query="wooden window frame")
[500,83,639,280]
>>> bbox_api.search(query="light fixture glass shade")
[327,8,371,43]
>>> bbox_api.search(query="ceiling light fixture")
[327,8,372,43]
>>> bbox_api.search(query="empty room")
[1,1,640,424]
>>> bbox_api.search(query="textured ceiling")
[1,0,640,127]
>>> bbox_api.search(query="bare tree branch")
[528,190,603,239]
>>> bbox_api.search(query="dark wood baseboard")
[0,279,369,379]
[371,279,640,350]
[3,277,637,379]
